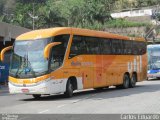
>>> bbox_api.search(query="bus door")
[102,55,117,86]
[81,56,94,89]
[81,68,93,89]
[93,55,106,88]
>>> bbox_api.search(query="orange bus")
[0,27,147,98]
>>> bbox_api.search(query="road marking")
[91,94,97,97]
[56,94,98,109]
[72,96,91,103]
[38,109,49,113]
[57,104,66,108]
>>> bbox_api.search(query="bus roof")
[147,44,160,48]
[16,27,145,42]
[16,27,71,40]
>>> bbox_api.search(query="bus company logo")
[0,65,5,70]
[71,61,81,66]
[71,61,93,66]
[81,62,93,66]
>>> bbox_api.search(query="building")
[0,22,31,84]
[111,8,155,23]
[0,22,31,52]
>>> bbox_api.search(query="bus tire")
[64,80,73,98]
[146,77,149,81]
[122,73,130,89]
[32,94,41,99]
[129,73,137,88]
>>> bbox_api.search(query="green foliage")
[0,0,5,16]
[0,0,117,29]
[114,0,159,11]
[136,0,159,8]
[106,19,151,28]
[0,0,158,30]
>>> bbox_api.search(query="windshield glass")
[10,38,51,78]
[147,45,160,70]
[149,62,160,70]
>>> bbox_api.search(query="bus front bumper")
[8,79,67,95]
[147,73,160,78]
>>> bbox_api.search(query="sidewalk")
[0,85,9,94]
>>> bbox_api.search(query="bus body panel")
[6,27,147,95]
[147,44,160,79]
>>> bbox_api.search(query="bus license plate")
[22,88,29,93]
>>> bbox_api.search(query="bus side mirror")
[0,46,13,62]
[44,42,61,60]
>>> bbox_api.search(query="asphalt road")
[0,79,160,114]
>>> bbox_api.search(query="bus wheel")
[32,94,41,99]
[64,80,73,98]
[129,74,137,88]
[122,74,130,89]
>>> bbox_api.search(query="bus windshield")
[147,45,160,70]
[9,38,51,78]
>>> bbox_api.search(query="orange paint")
[4,27,146,92]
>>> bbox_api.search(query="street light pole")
[28,2,38,30]
[32,2,35,30]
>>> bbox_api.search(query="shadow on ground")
[21,81,160,102]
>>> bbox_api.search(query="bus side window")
[139,42,146,55]
[111,39,122,54]
[124,40,132,55]
[50,46,62,71]
[50,35,69,71]
[101,38,111,54]
[133,41,138,55]
[85,37,101,54]
[69,36,88,58]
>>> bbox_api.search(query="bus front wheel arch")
[64,77,77,98]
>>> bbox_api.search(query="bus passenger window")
[85,37,100,54]
[111,39,122,54]
[124,40,132,55]
[133,41,138,55]
[101,39,111,54]
[50,35,69,71]
[50,46,63,71]
[69,36,88,58]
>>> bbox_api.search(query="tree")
[11,0,46,29]
[0,0,15,22]
[2,0,157,30]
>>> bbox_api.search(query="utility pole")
[28,0,38,30]
[32,2,35,30]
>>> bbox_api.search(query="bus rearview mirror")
[44,42,62,60]
[0,46,13,62]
